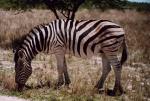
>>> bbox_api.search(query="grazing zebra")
[13,19,127,96]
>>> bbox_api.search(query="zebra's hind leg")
[95,53,111,93]
[105,53,124,96]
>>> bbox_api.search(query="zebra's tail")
[120,39,128,66]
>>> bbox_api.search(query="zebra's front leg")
[63,58,71,86]
[95,53,111,93]
[55,54,65,89]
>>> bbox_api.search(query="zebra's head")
[14,49,32,92]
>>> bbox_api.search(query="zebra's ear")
[12,35,26,53]
[18,50,24,59]
[12,39,21,53]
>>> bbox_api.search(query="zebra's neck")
[20,25,51,60]
[21,39,39,61]
[19,19,77,61]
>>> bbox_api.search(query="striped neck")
[20,33,42,61]
[19,23,53,61]
[20,44,38,61]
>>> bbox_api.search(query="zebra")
[13,19,127,96]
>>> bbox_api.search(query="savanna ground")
[0,9,150,101]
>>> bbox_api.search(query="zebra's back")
[20,19,125,59]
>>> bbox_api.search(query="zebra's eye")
[16,59,24,71]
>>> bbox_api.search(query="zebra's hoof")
[97,88,105,94]
[106,89,116,96]
[64,84,70,89]
[106,89,125,96]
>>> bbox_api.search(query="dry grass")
[0,51,150,101]
[0,69,16,91]
[0,9,55,48]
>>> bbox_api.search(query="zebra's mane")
[12,34,28,52]
[12,23,46,52]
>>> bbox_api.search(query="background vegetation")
[0,0,150,11]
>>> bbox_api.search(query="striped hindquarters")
[72,20,125,57]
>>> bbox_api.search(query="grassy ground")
[0,49,150,101]
[0,9,150,101]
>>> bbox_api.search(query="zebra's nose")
[16,83,25,92]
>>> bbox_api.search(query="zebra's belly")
[44,42,102,58]
[66,46,101,59]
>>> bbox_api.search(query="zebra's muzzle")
[16,83,25,92]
